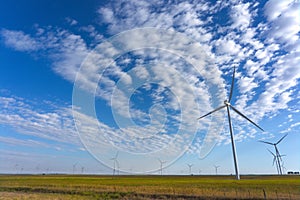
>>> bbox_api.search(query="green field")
[0,175,299,199]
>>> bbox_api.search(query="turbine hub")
[224,100,230,106]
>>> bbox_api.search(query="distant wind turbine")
[72,163,78,174]
[267,149,286,174]
[198,67,264,180]
[14,164,19,173]
[214,165,220,175]
[267,149,279,174]
[158,159,167,175]
[187,164,193,175]
[110,151,119,176]
[260,134,288,175]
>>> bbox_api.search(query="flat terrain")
[0,175,299,199]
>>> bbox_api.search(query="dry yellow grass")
[0,175,299,199]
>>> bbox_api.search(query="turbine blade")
[197,105,226,120]
[259,140,274,145]
[229,105,264,131]
[228,66,236,103]
[267,149,276,156]
[272,157,276,166]
[276,134,288,145]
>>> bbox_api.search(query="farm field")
[0,175,299,199]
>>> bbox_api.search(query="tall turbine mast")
[110,151,119,176]
[214,165,220,175]
[198,67,264,180]
[158,159,167,175]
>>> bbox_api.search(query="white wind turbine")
[158,159,167,175]
[187,164,193,175]
[260,134,288,175]
[214,165,220,175]
[110,152,119,176]
[267,149,279,174]
[198,67,264,180]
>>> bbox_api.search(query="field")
[0,175,299,199]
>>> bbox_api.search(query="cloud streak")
[0,95,80,145]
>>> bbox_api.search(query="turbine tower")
[158,159,167,175]
[110,151,119,176]
[187,164,193,175]
[198,67,264,180]
[72,163,78,174]
[214,165,220,175]
[260,134,287,175]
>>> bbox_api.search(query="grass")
[0,174,299,199]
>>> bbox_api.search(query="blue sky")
[0,0,299,175]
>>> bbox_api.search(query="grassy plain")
[0,174,299,199]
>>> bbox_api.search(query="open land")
[0,175,299,199]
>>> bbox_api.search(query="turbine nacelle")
[224,100,230,106]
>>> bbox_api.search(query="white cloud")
[65,17,78,26]
[291,122,300,128]
[230,2,251,30]
[265,0,300,47]
[51,33,89,83]
[214,39,241,56]
[264,0,294,21]
[0,29,41,51]
[0,136,52,149]
[0,95,80,145]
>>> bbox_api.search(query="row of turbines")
[109,134,287,176]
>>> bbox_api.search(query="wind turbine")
[259,134,287,175]
[267,149,279,174]
[187,164,193,175]
[110,151,119,176]
[214,165,220,175]
[158,159,167,175]
[198,67,264,180]
[14,164,19,173]
[72,163,78,174]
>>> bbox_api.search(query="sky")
[0,0,299,175]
